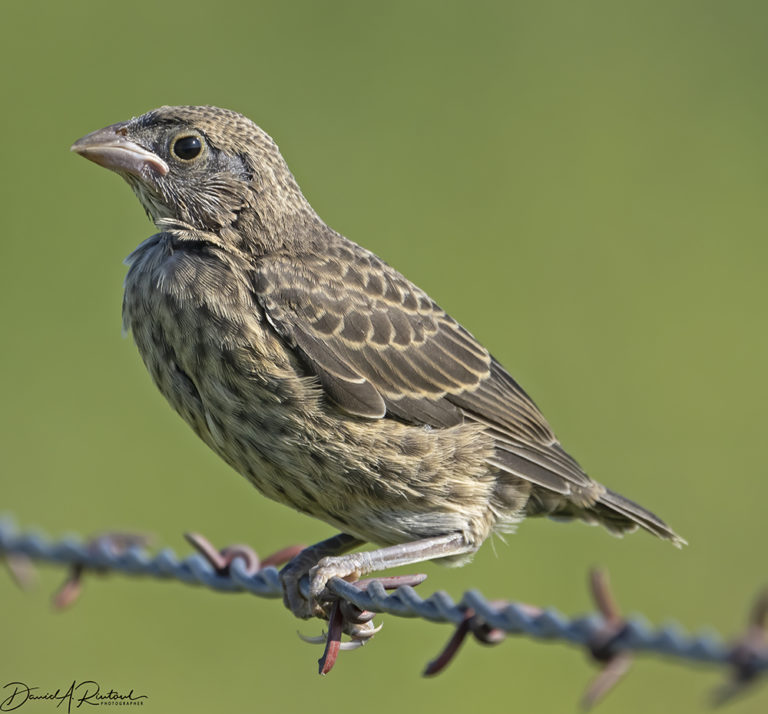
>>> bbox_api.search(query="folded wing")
[252,238,593,497]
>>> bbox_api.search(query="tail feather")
[597,488,686,547]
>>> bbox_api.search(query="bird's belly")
[134,315,502,544]
[123,241,501,545]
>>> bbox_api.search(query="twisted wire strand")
[0,517,764,676]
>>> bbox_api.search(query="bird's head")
[72,105,314,247]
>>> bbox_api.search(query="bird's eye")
[171,134,203,161]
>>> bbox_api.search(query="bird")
[71,105,684,622]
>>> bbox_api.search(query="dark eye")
[171,134,203,161]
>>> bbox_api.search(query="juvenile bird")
[72,106,683,620]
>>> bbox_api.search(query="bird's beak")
[71,122,169,178]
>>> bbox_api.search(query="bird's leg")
[281,533,363,619]
[308,533,475,614]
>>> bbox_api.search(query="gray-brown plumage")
[72,106,683,619]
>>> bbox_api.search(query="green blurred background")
[1,1,766,711]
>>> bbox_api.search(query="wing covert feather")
[252,239,591,493]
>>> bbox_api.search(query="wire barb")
[52,532,152,610]
[424,600,512,676]
[714,587,768,705]
[3,552,37,590]
[581,569,633,709]
[184,532,304,576]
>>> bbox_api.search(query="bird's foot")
[283,532,473,620]
[279,533,363,620]
[280,559,324,619]
[298,573,429,674]
[307,553,373,613]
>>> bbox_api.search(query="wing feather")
[252,239,591,493]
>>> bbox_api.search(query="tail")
[593,488,686,547]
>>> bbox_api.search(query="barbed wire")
[1,516,765,707]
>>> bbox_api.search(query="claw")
[298,631,330,645]
[298,629,370,650]
[339,599,376,624]
[346,620,383,641]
